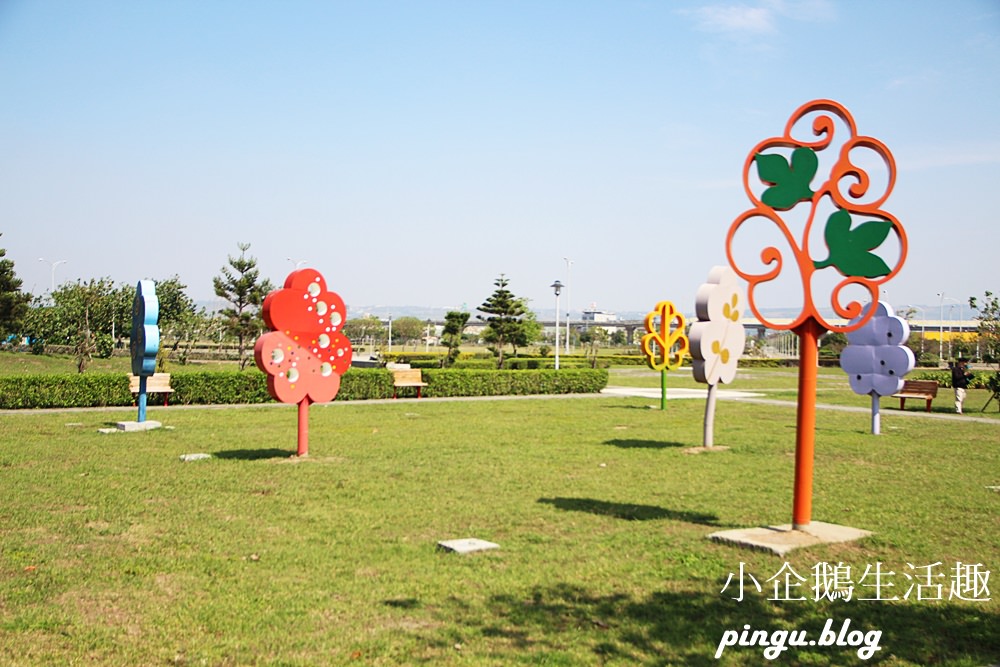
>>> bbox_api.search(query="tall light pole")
[38,258,67,293]
[551,280,563,370]
[936,292,946,363]
[563,257,572,354]
[943,296,962,360]
[286,257,307,270]
[902,304,926,354]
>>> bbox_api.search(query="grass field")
[0,350,237,376]
[1,378,998,665]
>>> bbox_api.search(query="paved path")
[601,386,1000,425]
[600,386,764,401]
[2,386,998,425]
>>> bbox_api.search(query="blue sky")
[1,0,998,320]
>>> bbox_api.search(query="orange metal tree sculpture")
[725,99,906,529]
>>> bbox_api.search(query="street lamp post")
[943,296,962,360]
[563,258,572,354]
[902,305,926,354]
[286,257,307,270]
[937,292,946,362]
[947,297,965,358]
[38,258,67,293]
[551,281,563,370]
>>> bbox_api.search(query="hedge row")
[386,351,805,370]
[0,368,609,410]
[909,369,1000,390]
[0,374,135,409]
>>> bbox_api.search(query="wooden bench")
[391,368,428,399]
[892,379,938,412]
[129,373,174,406]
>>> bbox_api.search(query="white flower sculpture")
[840,301,915,397]
[689,266,746,448]
[690,266,746,386]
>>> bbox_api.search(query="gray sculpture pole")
[871,392,881,435]
[703,384,718,448]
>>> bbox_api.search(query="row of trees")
[0,239,275,371]
[343,276,545,368]
[0,238,549,372]
[4,233,997,373]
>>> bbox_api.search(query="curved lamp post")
[943,296,962,360]
[563,257,573,354]
[38,258,67,293]
[551,280,563,370]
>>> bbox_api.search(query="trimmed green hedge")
[909,369,997,390]
[0,374,133,409]
[421,368,607,397]
[0,368,609,410]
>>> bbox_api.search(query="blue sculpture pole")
[130,280,160,423]
[138,377,148,421]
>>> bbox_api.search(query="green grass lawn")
[1,393,997,665]
[0,350,238,376]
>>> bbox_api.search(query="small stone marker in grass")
[437,538,500,554]
[708,522,872,557]
[114,420,162,432]
[99,421,162,433]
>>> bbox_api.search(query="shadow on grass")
[538,497,723,525]
[428,583,999,666]
[604,438,687,449]
[601,403,662,411]
[213,448,294,460]
[384,598,422,609]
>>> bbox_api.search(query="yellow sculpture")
[641,300,689,409]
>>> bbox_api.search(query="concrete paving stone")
[114,420,162,432]
[708,521,873,556]
[437,538,500,554]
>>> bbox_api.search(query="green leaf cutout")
[755,147,817,210]
[814,209,892,278]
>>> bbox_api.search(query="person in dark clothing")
[951,359,973,414]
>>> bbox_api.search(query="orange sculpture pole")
[725,99,906,529]
[792,318,825,528]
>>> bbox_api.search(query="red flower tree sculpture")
[254,268,353,456]
[725,99,906,529]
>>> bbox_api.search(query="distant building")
[581,309,617,324]
[580,308,621,336]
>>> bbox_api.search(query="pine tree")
[441,311,470,366]
[477,274,526,368]
[0,236,31,342]
[213,243,274,369]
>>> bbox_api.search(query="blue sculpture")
[130,280,160,422]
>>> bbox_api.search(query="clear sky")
[1,0,998,320]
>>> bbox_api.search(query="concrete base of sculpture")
[114,420,162,432]
[437,538,500,554]
[708,521,872,556]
